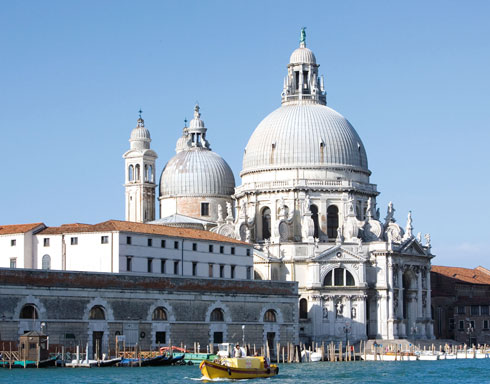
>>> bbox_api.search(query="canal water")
[0,359,489,384]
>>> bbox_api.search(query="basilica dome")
[160,149,235,197]
[241,103,368,175]
[241,34,369,177]
[159,105,235,198]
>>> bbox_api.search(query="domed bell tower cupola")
[123,110,158,222]
[282,28,326,105]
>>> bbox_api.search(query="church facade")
[126,31,435,343]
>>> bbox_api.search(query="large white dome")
[241,103,369,176]
[160,148,235,197]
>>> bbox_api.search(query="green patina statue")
[300,27,306,45]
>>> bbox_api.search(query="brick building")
[431,265,490,345]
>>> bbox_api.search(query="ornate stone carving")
[336,301,343,318]
[351,306,357,319]
[424,233,431,248]
[279,221,289,242]
[225,202,233,222]
[363,219,383,242]
[385,222,403,243]
[384,201,396,225]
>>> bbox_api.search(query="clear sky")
[1,1,489,268]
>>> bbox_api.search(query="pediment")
[398,237,427,256]
[312,245,365,263]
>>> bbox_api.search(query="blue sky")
[1,1,489,268]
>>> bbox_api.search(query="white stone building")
[148,30,435,343]
[1,220,253,280]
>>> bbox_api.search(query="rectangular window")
[247,267,251,280]
[231,247,235,255]
[219,265,224,278]
[192,262,197,276]
[71,237,78,245]
[231,265,235,279]
[471,305,479,316]
[209,263,213,277]
[147,238,152,247]
[192,243,197,251]
[174,261,179,275]
[220,246,224,254]
[470,320,475,329]
[209,244,214,253]
[484,320,489,330]
[161,239,166,248]
[101,236,109,244]
[481,305,489,315]
[246,249,251,256]
[201,202,210,216]
[449,318,455,330]
[44,238,50,247]
[126,236,132,245]
[459,320,464,331]
[160,259,166,274]
[126,257,132,271]
[457,305,465,315]
[10,258,16,269]
[174,241,179,249]
[147,258,153,273]
[10,239,16,246]
[155,331,166,344]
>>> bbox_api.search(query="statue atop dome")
[300,27,306,47]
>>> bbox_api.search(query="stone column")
[417,267,423,318]
[426,267,434,338]
[397,267,403,318]
[387,261,394,320]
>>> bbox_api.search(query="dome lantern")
[282,28,326,106]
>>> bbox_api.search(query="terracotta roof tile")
[39,220,248,245]
[0,223,45,235]
[432,265,490,285]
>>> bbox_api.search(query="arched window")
[20,304,38,319]
[152,307,167,321]
[144,164,148,181]
[324,268,355,287]
[264,309,277,322]
[89,305,105,320]
[346,270,355,286]
[42,254,51,270]
[327,205,339,239]
[210,308,224,322]
[135,164,141,181]
[299,298,308,319]
[128,165,134,182]
[262,207,271,240]
[310,204,319,239]
[148,165,153,182]
[323,270,333,286]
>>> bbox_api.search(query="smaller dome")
[160,149,235,197]
[289,47,316,65]
[130,118,151,141]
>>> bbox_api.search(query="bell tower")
[123,111,158,222]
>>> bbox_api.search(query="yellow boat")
[199,356,279,380]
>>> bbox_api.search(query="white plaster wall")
[0,234,27,268]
